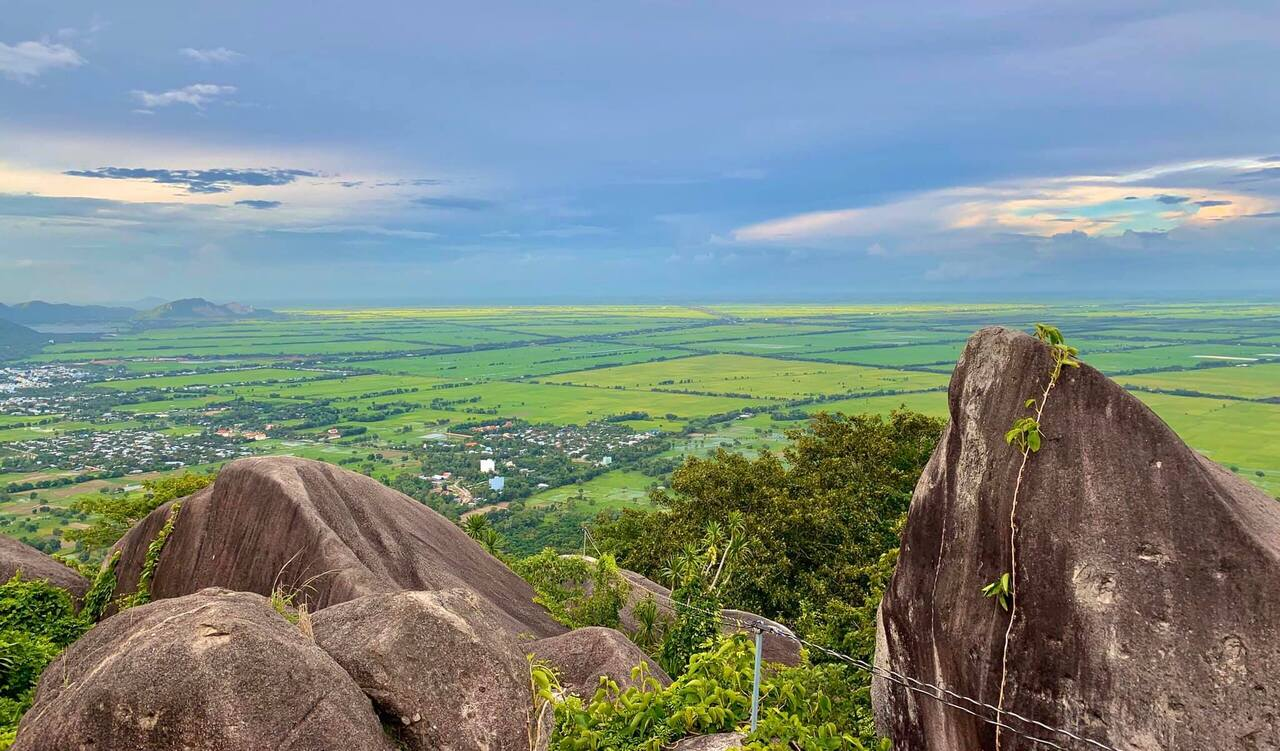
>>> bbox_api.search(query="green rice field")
[4,301,1278,553]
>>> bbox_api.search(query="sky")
[2,1,1279,305]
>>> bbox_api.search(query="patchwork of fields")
[2,302,1278,554]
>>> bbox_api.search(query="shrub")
[0,575,90,748]
[0,574,87,648]
[0,630,60,700]
[541,633,884,751]
[513,548,630,630]
[80,550,121,623]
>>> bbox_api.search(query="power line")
[640,586,1119,751]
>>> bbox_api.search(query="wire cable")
[640,585,1119,751]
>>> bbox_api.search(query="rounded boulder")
[13,588,393,751]
[312,588,535,751]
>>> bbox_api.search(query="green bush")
[81,550,121,623]
[0,574,87,648]
[513,548,629,630]
[540,633,886,751]
[66,472,211,557]
[0,574,90,748]
[0,630,60,700]
[655,578,719,678]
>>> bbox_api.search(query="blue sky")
[2,1,1278,304]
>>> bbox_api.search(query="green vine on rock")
[81,550,121,623]
[990,324,1078,751]
[116,501,182,612]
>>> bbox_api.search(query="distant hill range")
[134,298,276,323]
[0,318,50,360]
[0,298,275,326]
[0,300,136,325]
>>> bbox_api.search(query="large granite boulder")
[13,588,393,751]
[0,535,88,597]
[107,455,563,637]
[670,732,746,750]
[876,327,1280,750]
[312,589,535,751]
[531,625,670,696]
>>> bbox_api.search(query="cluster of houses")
[0,366,101,416]
[462,421,657,466]
[214,426,273,441]
[0,365,92,394]
[6,429,255,475]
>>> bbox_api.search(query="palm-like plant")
[462,513,491,539]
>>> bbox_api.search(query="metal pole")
[750,628,763,732]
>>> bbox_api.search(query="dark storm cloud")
[235,200,282,209]
[412,196,495,210]
[1155,194,1190,204]
[1194,199,1231,207]
[63,167,318,194]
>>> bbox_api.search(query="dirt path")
[461,501,509,520]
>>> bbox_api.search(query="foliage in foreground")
[0,574,90,748]
[592,411,942,638]
[513,548,631,630]
[586,410,941,746]
[534,633,885,751]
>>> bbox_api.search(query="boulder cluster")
[5,456,661,751]
[8,327,1273,750]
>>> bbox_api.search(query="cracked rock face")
[312,589,535,751]
[13,588,393,751]
[874,327,1280,750]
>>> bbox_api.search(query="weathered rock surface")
[0,535,88,597]
[312,589,534,751]
[108,455,563,637]
[876,327,1280,750]
[531,625,670,695]
[670,732,746,750]
[621,568,801,666]
[722,608,802,666]
[13,588,393,751]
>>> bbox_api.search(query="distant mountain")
[0,301,136,325]
[0,318,50,360]
[119,296,168,310]
[135,298,276,322]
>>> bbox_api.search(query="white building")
[479,458,497,474]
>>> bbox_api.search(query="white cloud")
[532,225,613,238]
[130,84,236,109]
[272,225,439,240]
[180,47,244,64]
[0,40,84,82]
[732,156,1280,246]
